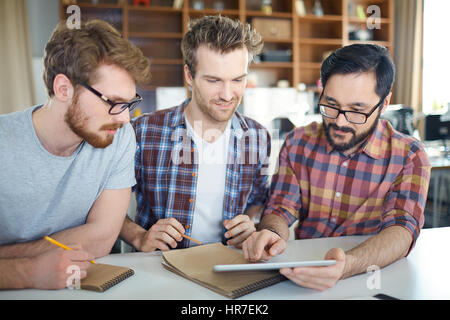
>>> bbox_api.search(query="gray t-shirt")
[0,105,136,245]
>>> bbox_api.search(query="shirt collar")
[362,120,387,160]
[172,99,189,128]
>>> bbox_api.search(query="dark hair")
[181,15,263,77]
[320,44,395,99]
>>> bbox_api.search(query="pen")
[44,236,96,264]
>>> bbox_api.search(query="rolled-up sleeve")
[382,147,431,253]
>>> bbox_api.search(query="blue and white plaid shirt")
[133,100,271,248]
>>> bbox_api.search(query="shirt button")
[336,192,341,198]
[343,162,348,167]
[331,217,337,223]
[189,198,194,203]
[192,172,196,177]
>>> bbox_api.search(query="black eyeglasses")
[318,97,384,125]
[81,82,142,115]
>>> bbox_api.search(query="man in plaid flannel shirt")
[243,44,431,291]
[120,16,271,251]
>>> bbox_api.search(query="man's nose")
[112,109,131,124]
[219,82,233,102]
[335,112,349,127]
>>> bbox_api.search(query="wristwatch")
[262,226,281,238]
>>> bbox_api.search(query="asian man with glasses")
[242,44,431,291]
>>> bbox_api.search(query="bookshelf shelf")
[60,0,394,90]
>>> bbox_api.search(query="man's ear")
[380,91,392,114]
[184,64,194,87]
[53,74,75,103]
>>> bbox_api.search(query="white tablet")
[213,260,336,272]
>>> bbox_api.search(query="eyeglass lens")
[320,105,367,124]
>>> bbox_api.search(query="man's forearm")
[50,222,118,258]
[244,205,265,222]
[0,189,131,259]
[0,258,32,289]
[119,215,147,251]
[343,225,412,279]
[0,221,119,259]
[257,214,290,240]
[0,239,50,259]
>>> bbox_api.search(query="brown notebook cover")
[162,243,286,299]
[80,263,134,292]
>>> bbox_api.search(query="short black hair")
[320,44,395,99]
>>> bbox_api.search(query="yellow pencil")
[44,236,96,264]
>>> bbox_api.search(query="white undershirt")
[185,117,231,246]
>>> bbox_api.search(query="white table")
[1,227,450,300]
[429,158,450,227]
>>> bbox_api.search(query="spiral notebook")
[161,243,286,299]
[80,263,134,292]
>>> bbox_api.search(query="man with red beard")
[242,44,431,291]
[120,16,271,251]
[0,20,150,289]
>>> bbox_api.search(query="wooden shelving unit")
[59,0,394,95]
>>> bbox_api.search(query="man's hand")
[137,218,185,252]
[242,229,286,261]
[224,215,256,248]
[280,247,346,291]
[29,245,94,290]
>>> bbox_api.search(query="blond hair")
[43,19,151,96]
[181,15,263,77]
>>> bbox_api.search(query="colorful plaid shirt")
[133,100,271,248]
[263,120,431,250]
